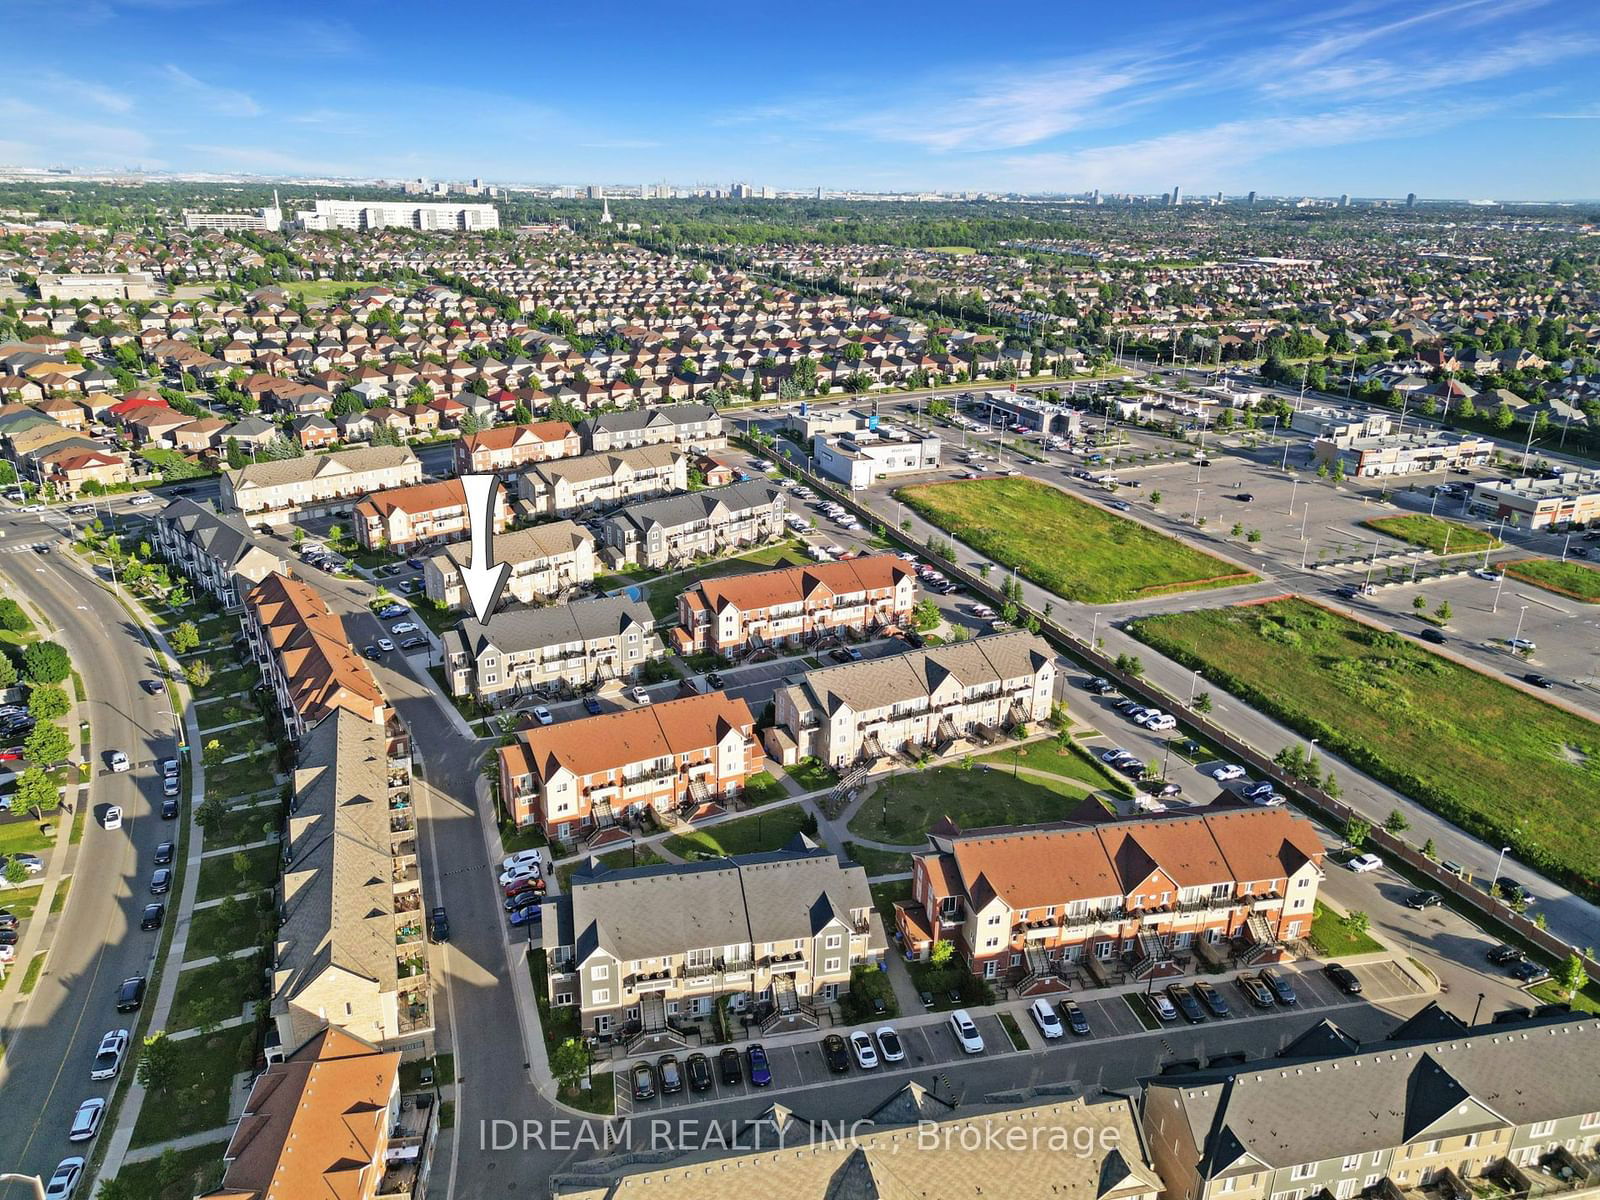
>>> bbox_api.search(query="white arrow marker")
[459,473,509,623]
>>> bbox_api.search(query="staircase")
[1241,913,1285,965]
[760,976,819,1034]
[624,993,686,1054]
[1015,944,1070,997]
[1130,930,1174,982]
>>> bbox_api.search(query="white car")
[90,1029,128,1081]
[68,1097,105,1142]
[1030,998,1064,1039]
[875,1025,905,1063]
[44,1157,84,1200]
[630,686,652,705]
[376,638,395,652]
[499,863,539,887]
[1347,852,1384,874]
[108,750,130,773]
[1252,792,1287,807]
[949,1009,985,1054]
[502,849,543,874]
[161,758,179,779]
[103,806,123,831]
[1145,714,1178,732]
[128,494,156,506]
[849,1029,879,1069]
[1472,569,1501,581]
[390,622,418,635]
[1210,764,1246,782]
[1508,637,1537,652]
[531,705,553,726]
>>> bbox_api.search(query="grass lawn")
[928,245,978,254]
[1504,558,1600,603]
[556,844,666,889]
[0,815,52,856]
[130,1025,256,1147]
[998,1011,1028,1050]
[560,1073,615,1115]
[49,878,68,914]
[500,820,547,856]
[106,1139,229,1199]
[849,765,1093,844]
[169,955,263,1031]
[203,753,279,801]
[196,843,278,902]
[138,447,212,482]
[281,278,398,303]
[1129,597,1600,898]
[203,800,281,851]
[1528,978,1600,1014]
[975,739,1129,793]
[198,720,272,762]
[784,756,839,790]
[743,769,789,805]
[0,885,43,922]
[1309,901,1383,957]
[185,897,273,963]
[898,477,1256,603]
[529,947,580,1056]
[19,952,45,995]
[638,539,812,619]
[843,842,914,876]
[194,665,259,702]
[662,804,812,860]
[1363,514,1499,555]
[870,878,912,927]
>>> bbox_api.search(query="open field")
[898,477,1257,604]
[848,764,1096,844]
[1503,558,1600,603]
[1363,514,1500,555]
[271,278,396,302]
[1129,597,1600,897]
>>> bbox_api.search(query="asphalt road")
[0,512,181,1193]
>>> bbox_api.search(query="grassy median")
[1363,514,1499,555]
[1504,558,1600,603]
[1129,597,1600,897]
[898,477,1256,603]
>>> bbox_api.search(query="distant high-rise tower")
[1247,190,1256,205]
[1339,193,1350,207]
[587,185,603,200]
[1215,191,1223,203]
[816,185,823,200]
[1171,185,1181,206]
[1091,188,1101,205]
[1406,192,1417,208]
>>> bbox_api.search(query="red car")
[503,876,547,898]
[0,747,23,761]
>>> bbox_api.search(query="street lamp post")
[1472,992,1486,1027]
[1511,603,1529,649]
[1193,487,1203,528]
[1091,611,1101,649]
[1489,845,1512,898]
[0,1174,44,1200]
[1364,537,1381,588]
[1188,668,1201,704]
[1287,478,1299,517]
[1492,569,1508,613]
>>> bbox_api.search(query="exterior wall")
[355,490,509,551]
[223,458,424,523]
[678,571,916,655]
[605,499,785,569]
[812,432,941,488]
[586,414,723,453]
[452,624,658,705]
[519,452,687,517]
[424,539,595,609]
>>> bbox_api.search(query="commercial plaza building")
[1311,430,1494,478]
[1468,471,1600,530]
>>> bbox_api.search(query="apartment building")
[674,553,916,656]
[547,840,886,1038]
[1468,471,1600,530]
[442,594,660,705]
[453,419,581,475]
[600,479,786,568]
[516,444,686,516]
[293,198,499,231]
[271,709,433,1066]
[554,1090,1159,1200]
[243,572,404,755]
[897,807,1324,986]
[151,496,288,610]
[812,424,942,488]
[581,403,723,452]
[769,630,1054,768]
[1311,430,1495,478]
[497,691,759,842]
[353,477,511,551]
[423,520,594,610]
[208,1027,435,1200]
[1142,1015,1600,1200]
[221,445,422,525]
[35,271,156,301]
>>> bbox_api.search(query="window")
[590,965,608,981]
[554,991,573,1006]
[1010,953,1022,967]
[825,933,841,950]
[1342,1156,1361,1172]
[985,937,999,949]
[1291,1164,1317,1181]
[1532,1122,1556,1139]
[1336,1183,1357,1200]
[824,956,841,973]
[1583,1113,1600,1130]
[592,988,610,1004]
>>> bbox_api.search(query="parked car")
[657,1054,684,1094]
[717,1047,742,1085]
[1166,983,1206,1023]
[162,776,180,797]
[1210,764,1246,782]
[140,902,164,930]
[428,906,450,943]
[949,1009,985,1053]
[161,797,179,820]
[1511,959,1551,984]
[1487,945,1524,965]
[1404,890,1441,910]
[103,806,123,830]
[376,638,395,653]
[44,1157,83,1200]
[90,1029,128,1081]
[1324,963,1363,994]
[1523,673,1555,689]
[1417,628,1448,644]
[161,758,179,779]
[630,686,652,705]
[531,705,554,726]
[582,696,603,716]
[508,904,541,928]
[390,622,419,635]
[1237,973,1275,1010]
[876,1025,905,1063]
[399,636,428,651]
[630,1061,657,1101]
[746,1043,772,1086]
[68,1097,105,1142]
[1149,993,1179,1022]
[685,1052,713,1092]
[149,867,171,894]
[1347,852,1384,873]
[819,1033,850,1074]
[1060,1000,1091,1036]
[1193,980,1232,1018]
[1029,997,1064,1039]
[1507,637,1537,652]
[1259,967,1297,1006]
[848,1030,879,1069]
[2,853,42,876]
[108,750,130,773]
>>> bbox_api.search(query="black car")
[658,1054,683,1094]
[631,1061,657,1101]
[1237,973,1275,1009]
[140,679,164,695]
[161,797,179,819]
[685,1052,713,1093]
[718,1047,743,1085]
[1511,959,1551,983]
[1193,980,1232,1018]
[1487,944,1524,965]
[153,841,174,866]
[428,906,450,943]
[1405,890,1442,910]
[0,910,17,932]
[1497,877,1531,903]
[1061,1000,1091,1035]
[362,645,381,660]
[149,868,172,895]
[1233,492,1255,502]
[504,890,542,913]
[140,902,164,931]
[1417,628,1447,645]
[171,485,195,495]
[705,672,725,690]
[1167,983,1206,1023]
[821,1033,851,1074]
[1324,963,1363,994]
[1115,758,1147,779]
[115,976,147,1012]
[1522,673,1555,689]
[399,637,428,651]
[828,648,855,664]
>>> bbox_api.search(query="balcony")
[397,954,428,982]
[397,993,432,1035]
[628,969,675,993]
[392,862,421,888]
[768,952,806,974]
[396,922,424,947]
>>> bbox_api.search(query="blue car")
[509,904,542,927]
[583,696,603,716]
[746,1042,772,1086]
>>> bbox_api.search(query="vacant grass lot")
[662,804,812,859]
[1130,598,1600,897]
[169,955,263,1031]
[1364,514,1499,555]
[196,843,278,902]
[976,739,1130,793]
[898,477,1256,603]
[849,765,1095,844]
[1309,901,1383,957]
[107,1139,229,1199]
[1504,558,1600,603]
[131,1026,256,1147]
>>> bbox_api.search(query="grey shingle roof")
[159,496,275,571]
[226,444,416,491]
[580,403,717,437]
[454,593,653,658]
[793,629,1052,715]
[429,520,591,573]
[610,479,781,535]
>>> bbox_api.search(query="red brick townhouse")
[353,478,510,552]
[896,806,1324,991]
[497,692,759,845]
[673,553,917,656]
[452,420,582,476]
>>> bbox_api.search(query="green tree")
[1231,521,1244,537]
[169,620,200,655]
[137,1031,176,1092]
[97,1175,135,1200]
[1435,600,1452,623]
[0,655,15,689]
[1557,953,1588,1002]
[1247,529,1262,543]
[1344,816,1371,850]
[21,640,70,684]
[1421,837,1437,860]
[929,939,956,967]
[192,993,232,1038]
[185,659,213,689]
[1194,691,1213,714]
[1114,653,1144,677]
[24,722,70,766]
[911,598,941,631]
[1384,808,1409,833]
[1413,595,1428,613]
[27,684,69,722]
[0,597,31,633]
[1341,909,1371,937]
[2,859,26,887]
[12,766,59,815]
[1149,490,1162,505]
[550,1037,591,1093]
[195,794,226,831]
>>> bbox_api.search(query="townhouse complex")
[497,691,758,842]
[599,478,786,568]
[579,403,723,452]
[453,419,582,475]
[152,496,288,610]
[442,593,660,705]
[673,552,917,656]
[515,443,686,516]
[221,445,423,524]
[897,807,1325,987]
[769,630,1055,768]
[352,476,511,551]
[422,519,595,610]
[547,840,886,1037]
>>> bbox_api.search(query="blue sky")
[3,0,1598,197]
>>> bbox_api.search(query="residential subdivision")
[545,837,886,1038]
[220,444,423,525]
[515,443,687,517]
[895,806,1325,987]
[442,593,660,704]
[353,476,512,552]
[599,478,787,568]
[151,496,289,610]
[672,552,917,656]
[422,519,595,609]
[496,691,759,843]
[768,630,1055,768]
[454,419,582,475]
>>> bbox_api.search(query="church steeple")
[600,197,613,225]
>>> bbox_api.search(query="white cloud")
[0,97,158,166]
[161,64,261,117]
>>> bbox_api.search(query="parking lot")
[613,956,1424,1115]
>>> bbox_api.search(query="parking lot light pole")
[1193,487,1203,527]
[1363,537,1381,588]
[1490,846,1512,897]
[1492,569,1508,613]
[1287,479,1299,516]
[1511,603,1529,649]
[1091,611,1101,648]
[1472,992,1486,1027]
[1187,668,1201,705]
